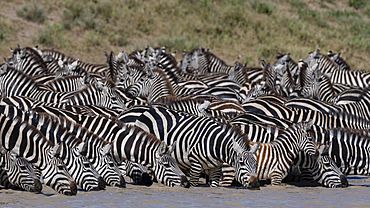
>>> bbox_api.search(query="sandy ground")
[1,176,370,208]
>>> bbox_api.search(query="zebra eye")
[57,165,65,171]
[83,162,91,168]
[20,165,27,171]
[108,162,115,168]
[111,97,117,101]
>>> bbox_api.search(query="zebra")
[43,75,89,93]
[41,48,108,75]
[0,150,42,192]
[178,47,232,75]
[242,98,370,130]
[1,105,104,191]
[304,49,370,89]
[11,108,106,191]
[31,105,189,188]
[125,67,176,103]
[7,46,49,76]
[327,51,351,71]
[0,113,77,195]
[0,99,126,188]
[317,128,370,176]
[60,79,127,111]
[134,106,260,188]
[0,64,73,103]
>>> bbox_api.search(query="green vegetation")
[0,0,369,70]
[16,2,46,23]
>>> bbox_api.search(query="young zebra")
[0,150,42,192]
[134,106,260,188]
[252,121,318,185]
[0,113,77,195]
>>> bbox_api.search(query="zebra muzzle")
[32,178,43,193]
[246,175,260,190]
[180,175,190,188]
[340,175,348,188]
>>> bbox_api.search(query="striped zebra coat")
[0,113,77,195]
[0,150,42,192]
[134,106,260,188]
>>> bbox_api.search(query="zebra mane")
[52,112,110,146]
[204,49,229,70]
[28,111,84,145]
[152,67,175,96]
[224,122,250,150]
[153,95,211,106]
[208,99,245,113]
[328,128,370,141]
[318,52,340,68]
[329,105,370,127]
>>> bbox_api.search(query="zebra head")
[93,143,126,188]
[295,121,319,159]
[243,81,267,102]
[233,140,260,189]
[152,141,190,188]
[311,142,348,188]
[1,151,42,192]
[125,72,152,99]
[68,142,106,191]
[42,143,77,195]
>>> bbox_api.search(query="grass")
[16,2,46,23]
[1,0,369,70]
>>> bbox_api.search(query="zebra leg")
[189,161,203,187]
[270,168,288,186]
[209,166,223,187]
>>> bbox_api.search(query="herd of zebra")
[0,44,369,196]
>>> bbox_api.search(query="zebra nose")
[65,181,77,196]
[117,174,126,188]
[247,175,260,190]
[180,175,190,188]
[140,172,153,187]
[33,178,43,193]
[98,176,106,190]
[340,175,348,187]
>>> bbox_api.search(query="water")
[1,176,370,208]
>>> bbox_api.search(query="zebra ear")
[77,142,87,156]
[156,141,168,158]
[122,51,129,65]
[0,63,8,75]
[198,100,210,113]
[168,141,176,154]
[101,144,111,156]
[260,59,266,69]
[52,143,62,156]
[232,138,244,155]
[249,142,260,154]
[305,120,313,130]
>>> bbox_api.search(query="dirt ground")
[1,176,370,208]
